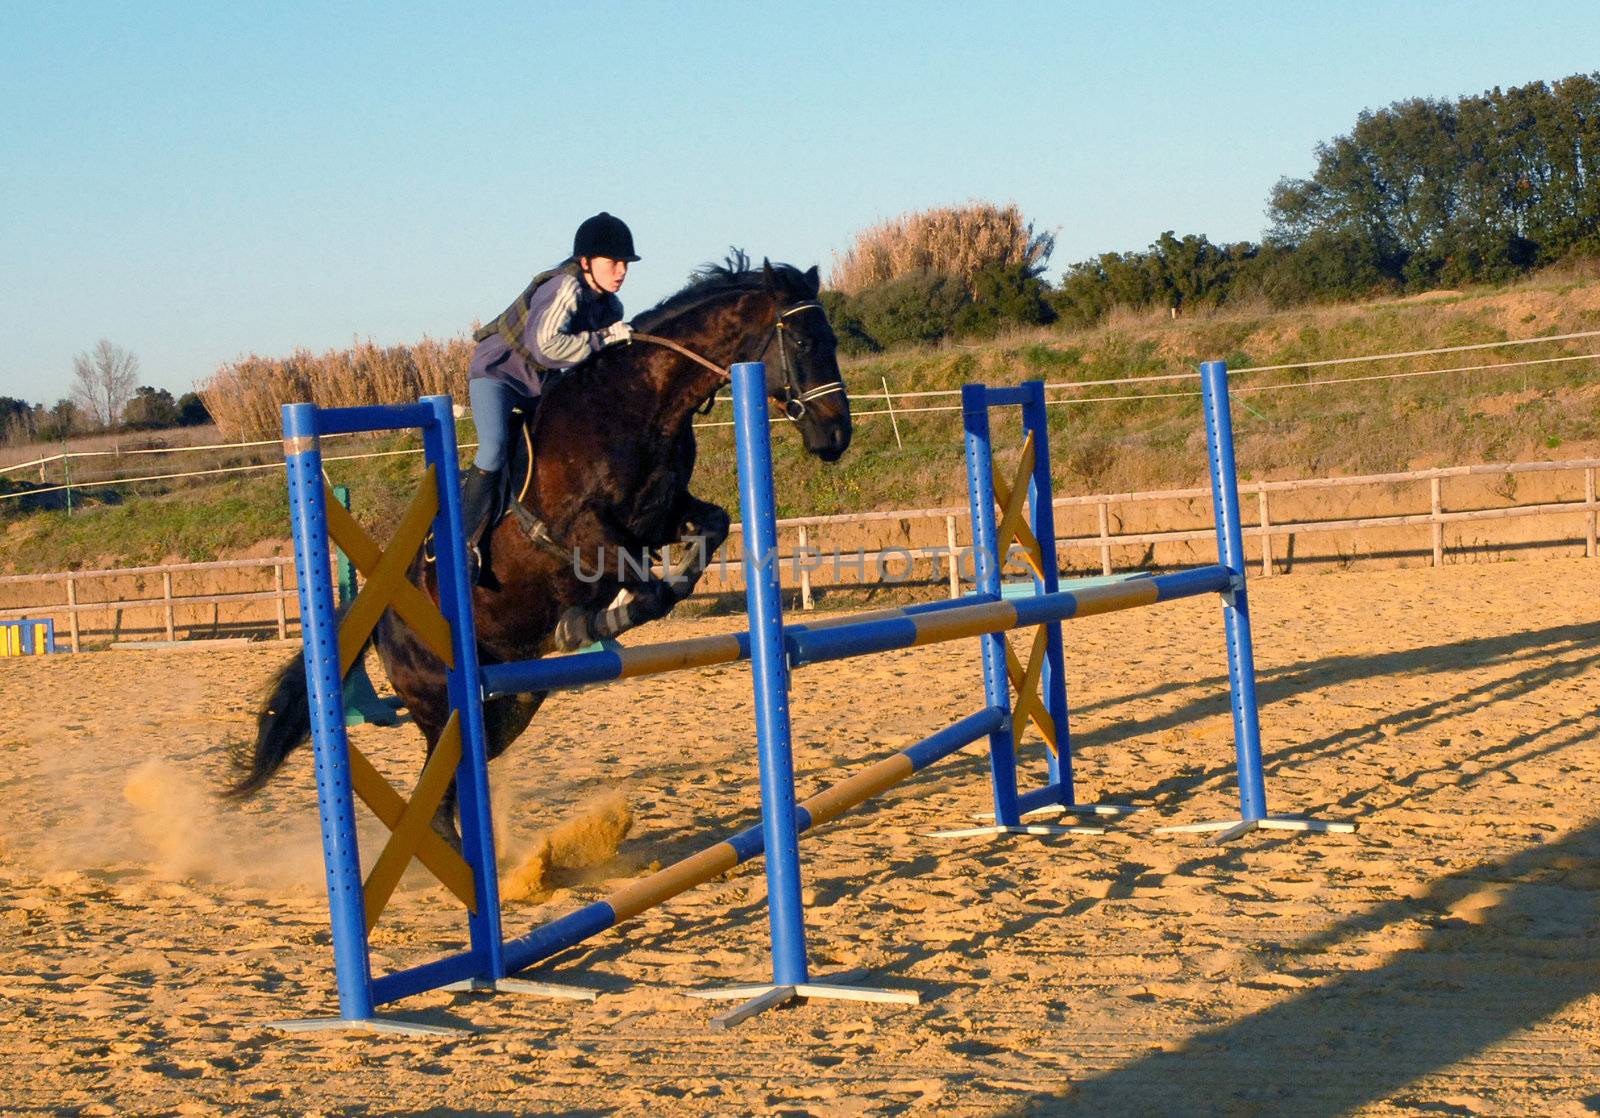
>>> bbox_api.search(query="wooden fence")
[0,557,292,652]
[3,457,1596,650]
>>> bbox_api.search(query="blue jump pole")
[961,384,1023,828]
[731,361,811,989]
[1199,361,1268,821]
[1021,380,1073,803]
[282,403,373,1022]
[420,393,506,983]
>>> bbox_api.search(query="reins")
[630,299,846,422]
[630,331,730,380]
[628,332,728,416]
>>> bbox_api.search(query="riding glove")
[600,321,633,347]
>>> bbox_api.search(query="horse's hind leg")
[483,691,547,763]
[373,611,466,851]
[418,691,548,854]
[405,705,466,853]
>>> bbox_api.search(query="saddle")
[426,402,565,569]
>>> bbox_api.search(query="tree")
[1268,74,1600,290]
[0,396,33,445]
[122,386,181,429]
[36,399,82,442]
[71,339,139,429]
[175,391,212,426]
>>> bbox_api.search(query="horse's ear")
[802,265,820,296]
[762,258,777,294]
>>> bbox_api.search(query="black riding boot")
[459,464,504,583]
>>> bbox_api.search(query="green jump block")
[980,572,1149,600]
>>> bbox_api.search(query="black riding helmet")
[573,212,639,262]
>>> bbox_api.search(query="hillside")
[4,270,1599,575]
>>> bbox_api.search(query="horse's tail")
[226,654,314,798]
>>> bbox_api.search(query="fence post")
[1023,380,1072,807]
[796,525,814,611]
[881,376,903,450]
[162,570,175,641]
[1587,467,1596,560]
[274,562,288,639]
[65,574,80,653]
[1431,476,1444,567]
[945,514,961,599]
[1258,485,1273,577]
[1097,499,1112,576]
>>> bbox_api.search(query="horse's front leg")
[548,510,680,650]
[659,495,730,602]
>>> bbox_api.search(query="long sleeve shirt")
[468,265,624,397]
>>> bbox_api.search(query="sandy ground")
[1,558,1598,1116]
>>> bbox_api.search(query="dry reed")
[200,338,473,440]
[829,201,1054,295]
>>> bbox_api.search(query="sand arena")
[1,558,1597,1115]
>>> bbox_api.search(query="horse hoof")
[553,608,594,651]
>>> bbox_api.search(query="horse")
[230,257,852,847]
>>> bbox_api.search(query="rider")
[461,212,639,575]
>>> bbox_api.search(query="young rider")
[462,212,639,574]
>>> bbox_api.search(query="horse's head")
[756,260,852,463]
[630,254,854,461]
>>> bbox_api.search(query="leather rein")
[630,300,847,422]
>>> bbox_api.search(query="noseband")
[631,298,846,424]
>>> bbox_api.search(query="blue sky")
[4,1,1599,405]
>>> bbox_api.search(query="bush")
[176,391,212,426]
[955,263,1056,337]
[823,259,1057,352]
[818,291,880,356]
[851,271,971,349]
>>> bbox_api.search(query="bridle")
[631,298,846,423]
[763,300,847,421]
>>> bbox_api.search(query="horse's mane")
[632,249,810,333]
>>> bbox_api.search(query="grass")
[4,268,1598,574]
[13,478,291,568]
[0,422,237,472]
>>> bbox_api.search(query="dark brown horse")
[232,257,852,842]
